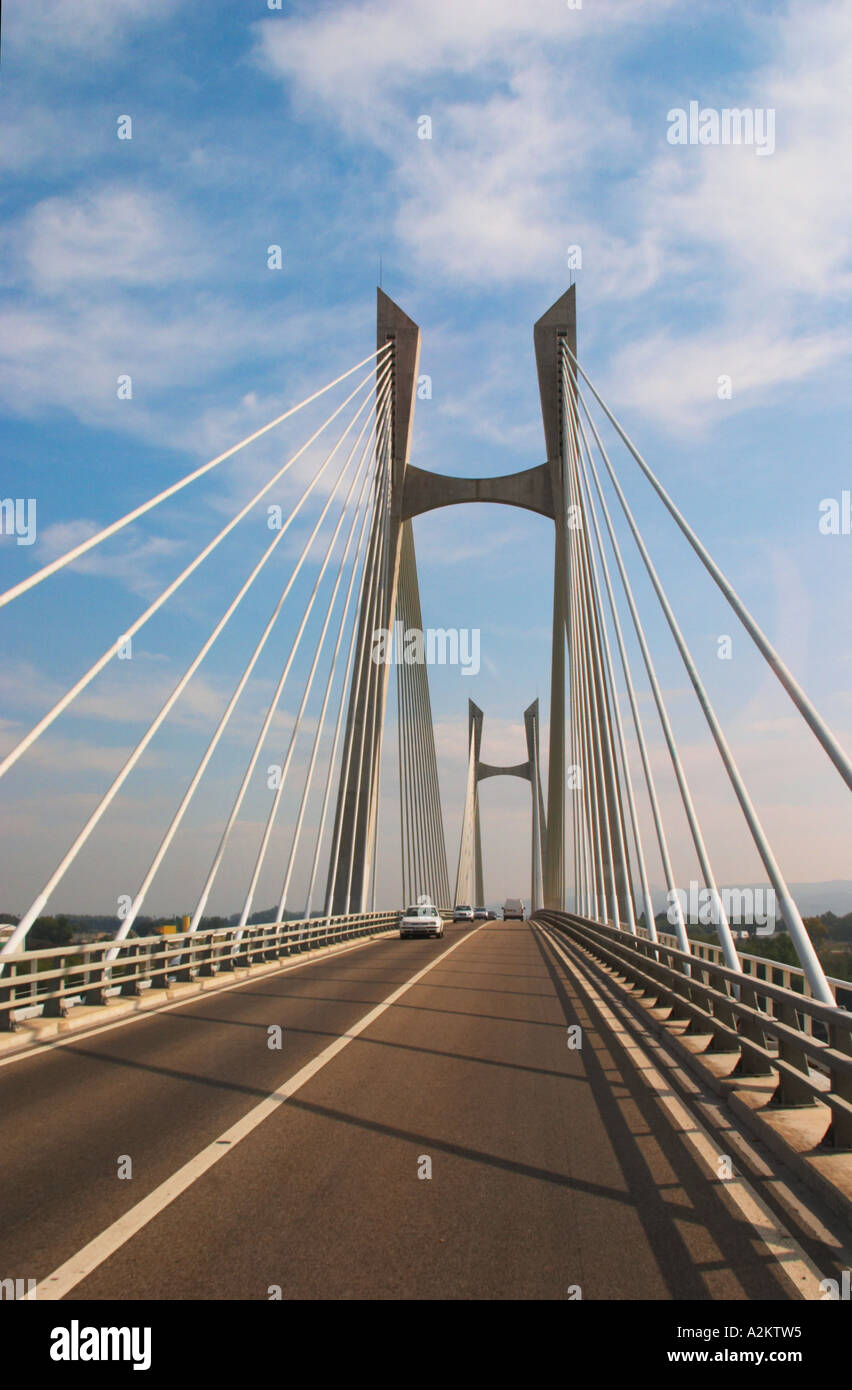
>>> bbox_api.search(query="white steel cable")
[355,423,394,911]
[563,387,629,929]
[565,363,665,942]
[1,386,380,958]
[574,488,635,930]
[323,409,394,916]
[567,469,601,920]
[189,381,390,932]
[339,396,394,912]
[276,428,384,917]
[562,343,852,796]
[568,357,683,946]
[567,598,583,913]
[238,406,391,928]
[576,519,611,919]
[396,616,409,907]
[278,479,376,919]
[568,502,605,921]
[0,346,390,610]
[399,622,416,900]
[567,541,596,916]
[243,389,394,922]
[0,362,387,784]
[323,388,394,915]
[564,368,644,933]
[576,376,835,1004]
[565,534,589,916]
[112,386,386,942]
[310,443,393,919]
[575,384,738,969]
[399,535,428,898]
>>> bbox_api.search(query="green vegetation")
[647,909,852,987]
[27,916,74,950]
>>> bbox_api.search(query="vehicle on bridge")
[474,906,488,919]
[502,898,524,921]
[399,904,444,939]
[453,904,474,921]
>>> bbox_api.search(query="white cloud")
[255,0,674,114]
[0,177,370,458]
[34,517,185,599]
[605,323,852,432]
[653,2,852,299]
[256,2,665,289]
[20,188,208,291]
[5,0,179,60]
[256,0,852,430]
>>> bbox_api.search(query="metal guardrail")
[534,910,852,1150]
[0,912,399,1032]
[640,923,852,1016]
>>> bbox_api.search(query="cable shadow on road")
[531,927,791,1301]
[60,1011,590,1099]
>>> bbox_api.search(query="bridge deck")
[0,921,835,1300]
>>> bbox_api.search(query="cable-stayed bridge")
[1,288,851,1305]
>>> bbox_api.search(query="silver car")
[399,904,444,939]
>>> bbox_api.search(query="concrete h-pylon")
[326,290,421,914]
[454,699,545,912]
[327,284,630,917]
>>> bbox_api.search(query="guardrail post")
[826,1020,852,1150]
[0,971,17,1030]
[42,953,69,1015]
[664,952,698,1025]
[197,936,215,977]
[82,954,108,1007]
[173,936,193,984]
[218,942,236,972]
[773,998,818,1107]
[680,958,713,1035]
[732,981,775,1078]
[117,943,143,997]
[234,931,250,969]
[149,940,170,991]
[703,967,740,1052]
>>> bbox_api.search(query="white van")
[502,899,524,921]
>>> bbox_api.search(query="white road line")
[536,922,827,1301]
[32,922,484,1301]
[0,927,400,1070]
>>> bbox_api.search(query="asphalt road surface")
[0,920,843,1300]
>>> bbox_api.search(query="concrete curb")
[541,921,852,1233]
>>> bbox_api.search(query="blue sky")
[1,0,851,919]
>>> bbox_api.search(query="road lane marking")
[32,922,485,1300]
[535,922,828,1301]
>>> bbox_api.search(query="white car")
[453,904,474,922]
[399,904,444,939]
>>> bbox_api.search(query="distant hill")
[648,881,852,919]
